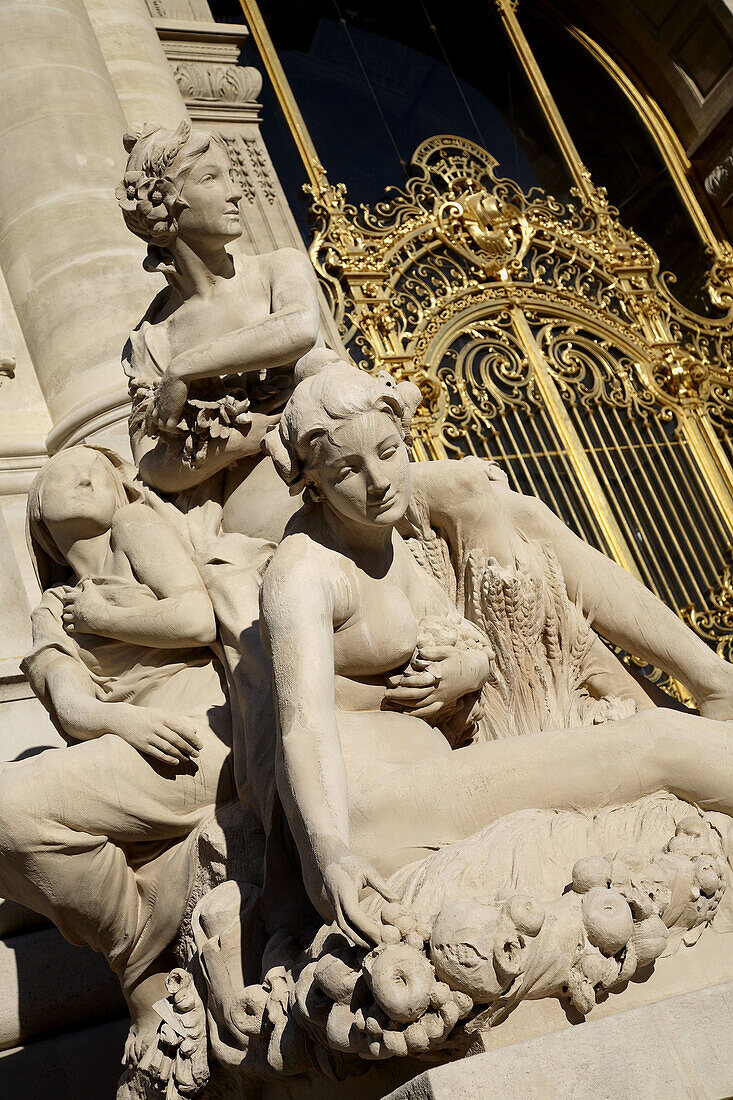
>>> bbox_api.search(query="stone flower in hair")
[116,173,182,246]
[115,121,193,247]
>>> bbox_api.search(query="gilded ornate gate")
[240,0,733,697]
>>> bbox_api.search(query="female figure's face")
[40,450,118,544]
[314,410,411,530]
[176,143,243,248]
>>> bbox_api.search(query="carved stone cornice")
[155,19,262,124]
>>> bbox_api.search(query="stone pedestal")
[386,981,733,1099]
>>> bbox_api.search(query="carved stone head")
[116,122,242,270]
[263,361,422,525]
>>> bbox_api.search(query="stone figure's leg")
[0,732,231,971]
[413,460,733,716]
[510,501,733,715]
[345,709,733,877]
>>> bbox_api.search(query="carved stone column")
[0,0,154,453]
[84,0,190,130]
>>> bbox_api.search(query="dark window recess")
[241,0,574,241]
[521,1,722,318]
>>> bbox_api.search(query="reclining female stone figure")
[260,362,733,948]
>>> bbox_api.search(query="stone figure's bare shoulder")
[110,503,201,591]
[262,530,346,623]
[254,247,317,290]
[264,531,331,595]
[110,501,168,542]
[411,456,554,538]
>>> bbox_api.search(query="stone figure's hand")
[236,411,282,455]
[61,579,111,636]
[385,649,490,720]
[111,705,203,767]
[153,371,189,432]
[320,842,397,949]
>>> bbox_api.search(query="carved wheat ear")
[158,121,192,173]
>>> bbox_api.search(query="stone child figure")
[0,447,235,1062]
[117,121,339,539]
[260,362,733,947]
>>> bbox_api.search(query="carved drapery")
[306,135,733,697]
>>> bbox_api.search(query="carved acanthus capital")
[155,19,261,123]
[172,61,262,106]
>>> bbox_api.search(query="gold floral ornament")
[682,558,733,663]
[436,186,532,279]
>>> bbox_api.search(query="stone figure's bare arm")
[26,607,202,766]
[261,536,394,946]
[412,458,733,716]
[131,411,280,495]
[261,540,350,873]
[168,250,320,386]
[61,502,216,649]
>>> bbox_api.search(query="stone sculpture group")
[1,122,732,1098]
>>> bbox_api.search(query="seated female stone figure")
[117,121,339,540]
[0,446,236,1059]
[260,363,733,949]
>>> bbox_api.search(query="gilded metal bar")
[236,0,327,190]
[510,306,643,577]
[679,412,733,540]
[625,414,719,592]
[595,404,689,606]
[493,0,595,205]
[557,15,726,252]
[529,0,725,253]
[488,425,525,494]
[658,422,722,555]
[510,405,577,528]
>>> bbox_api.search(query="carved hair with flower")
[116,121,229,272]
